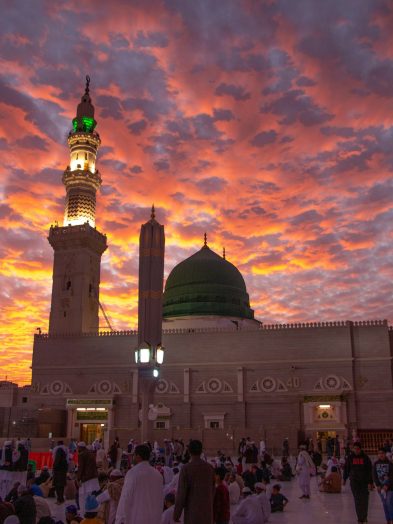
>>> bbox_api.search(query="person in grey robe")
[174,440,215,524]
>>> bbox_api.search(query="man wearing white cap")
[115,444,163,524]
[77,442,99,518]
[232,487,264,524]
[254,483,270,522]
[96,469,124,524]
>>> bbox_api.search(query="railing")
[34,319,389,340]
[358,430,393,453]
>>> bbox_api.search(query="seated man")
[233,487,264,524]
[278,458,293,481]
[319,466,341,493]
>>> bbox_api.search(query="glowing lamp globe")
[140,346,151,363]
[156,346,165,364]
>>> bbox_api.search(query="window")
[204,414,225,429]
[154,419,169,430]
[22,397,27,404]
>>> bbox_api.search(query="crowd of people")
[0,435,392,523]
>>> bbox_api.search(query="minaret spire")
[204,232,208,247]
[151,204,155,220]
[62,76,102,227]
[85,74,90,95]
[223,247,226,259]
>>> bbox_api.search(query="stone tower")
[137,206,165,348]
[48,77,107,335]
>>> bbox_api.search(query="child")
[270,484,288,512]
[65,505,82,524]
[161,492,183,524]
[81,495,103,524]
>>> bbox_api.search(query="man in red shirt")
[214,468,230,524]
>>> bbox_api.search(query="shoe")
[299,495,306,499]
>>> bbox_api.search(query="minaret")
[48,77,107,335]
[137,205,165,348]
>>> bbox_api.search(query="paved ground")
[240,477,385,524]
[48,476,385,523]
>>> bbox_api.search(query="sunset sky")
[1,0,393,384]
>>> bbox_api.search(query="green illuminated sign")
[76,411,108,421]
[66,399,112,406]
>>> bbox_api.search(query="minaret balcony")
[48,223,107,254]
[62,168,102,191]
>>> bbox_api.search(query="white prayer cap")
[4,516,20,524]
[77,441,87,447]
[254,482,265,490]
[242,487,252,494]
[4,441,12,446]
[110,469,122,478]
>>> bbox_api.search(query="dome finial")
[223,247,226,259]
[151,203,155,220]
[85,75,90,95]
[204,232,208,247]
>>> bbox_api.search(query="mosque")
[1,80,393,454]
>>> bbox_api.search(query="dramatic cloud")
[1,0,393,384]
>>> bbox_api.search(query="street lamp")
[135,343,165,374]
[134,342,165,442]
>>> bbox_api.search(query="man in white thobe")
[115,444,163,524]
[254,483,270,522]
[232,487,264,524]
[296,444,315,499]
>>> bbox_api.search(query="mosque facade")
[2,81,393,454]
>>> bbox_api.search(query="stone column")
[139,371,157,443]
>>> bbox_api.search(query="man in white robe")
[232,487,264,524]
[296,444,315,499]
[115,444,163,524]
[254,482,270,522]
[228,474,240,505]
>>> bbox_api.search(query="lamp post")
[135,343,165,442]
[134,207,165,444]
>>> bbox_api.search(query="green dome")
[163,245,254,319]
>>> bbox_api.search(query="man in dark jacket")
[373,447,393,524]
[343,442,373,523]
[174,440,215,524]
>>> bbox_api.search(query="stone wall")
[23,320,393,449]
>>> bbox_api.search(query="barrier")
[28,451,78,471]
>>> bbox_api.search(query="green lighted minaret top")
[72,75,97,133]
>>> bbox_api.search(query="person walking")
[77,442,100,518]
[174,440,215,524]
[53,444,68,504]
[343,442,373,524]
[115,444,163,524]
[213,467,230,524]
[296,444,314,499]
[373,447,393,524]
